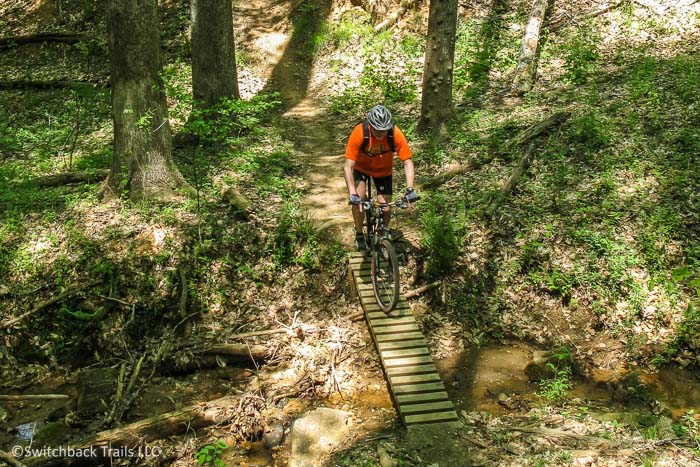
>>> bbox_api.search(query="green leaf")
[672,266,691,282]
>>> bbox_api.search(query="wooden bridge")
[349,252,459,426]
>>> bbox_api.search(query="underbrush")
[418,4,700,367]
[0,60,346,382]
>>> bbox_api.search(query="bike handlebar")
[348,196,420,208]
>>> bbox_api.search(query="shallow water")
[435,340,700,417]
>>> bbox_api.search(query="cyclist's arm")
[403,158,415,189]
[344,158,358,195]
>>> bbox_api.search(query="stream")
[3,340,700,464]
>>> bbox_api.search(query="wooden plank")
[399,401,455,415]
[404,411,459,425]
[384,355,434,367]
[390,373,442,385]
[349,256,369,263]
[372,323,421,335]
[396,391,450,405]
[369,316,416,327]
[376,339,427,351]
[366,310,413,320]
[379,347,430,359]
[374,332,424,343]
[385,364,437,377]
[359,289,388,298]
[363,302,410,313]
[363,304,410,314]
[392,382,446,395]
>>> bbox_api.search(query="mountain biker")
[344,104,417,250]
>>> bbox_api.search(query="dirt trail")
[283,100,353,244]
[235,0,353,246]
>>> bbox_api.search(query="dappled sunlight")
[255,32,290,61]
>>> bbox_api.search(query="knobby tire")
[371,238,400,312]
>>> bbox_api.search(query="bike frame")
[362,181,391,253]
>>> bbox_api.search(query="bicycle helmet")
[367,105,393,131]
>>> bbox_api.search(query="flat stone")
[76,367,118,416]
[289,408,352,467]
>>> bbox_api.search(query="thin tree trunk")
[104,0,186,202]
[191,0,239,108]
[512,0,549,95]
[418,0,459,136]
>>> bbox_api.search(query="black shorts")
[353,170,393,195]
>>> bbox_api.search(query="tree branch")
[0,280,103,329]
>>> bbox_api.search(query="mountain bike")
[353,182,417,312]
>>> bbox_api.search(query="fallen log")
[0,449,26,467]
[512,0,550,95]
[161,342,270,374]
[422,164,472,190]
[422,112,570,189]
[0,80,108,90]
[24,395,245,466]
[0,32,93,49]
[548,0,627,32]
[374,0,421,31]
[405,281,440,299]
[0,394,69,401]
[502,111,570,153]
[34,169,110,188]
[204,343,270,360]
[491,424,611,446]
[485,144,534,217]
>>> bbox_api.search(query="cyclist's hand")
[405,187,418,205]
[349,194,362,205]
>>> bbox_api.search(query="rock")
[377,442,395,467]
[656,416,676,439]
[263,421,286,448]
[47,405,70,422]
[33,421,72,447]
[76,367,118,417]
[289,408,352,467]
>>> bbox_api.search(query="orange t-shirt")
[345,123,412,177]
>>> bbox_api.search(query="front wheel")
[371,238,400,312]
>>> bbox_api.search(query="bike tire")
[371,238,400,312]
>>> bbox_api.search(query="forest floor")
[1,0,700,466]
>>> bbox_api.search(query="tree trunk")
[104,0,186,202]
[191,0,239,108]
[512,0,549,95]
[418,0,458,136]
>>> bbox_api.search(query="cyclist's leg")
[352,170,369,232]
[373,174,393,228]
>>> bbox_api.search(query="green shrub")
[270,203,319,269]
[560,25,600,84]
[538,363,572,406]
[420,194,459,277]
[185,94,281,144]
